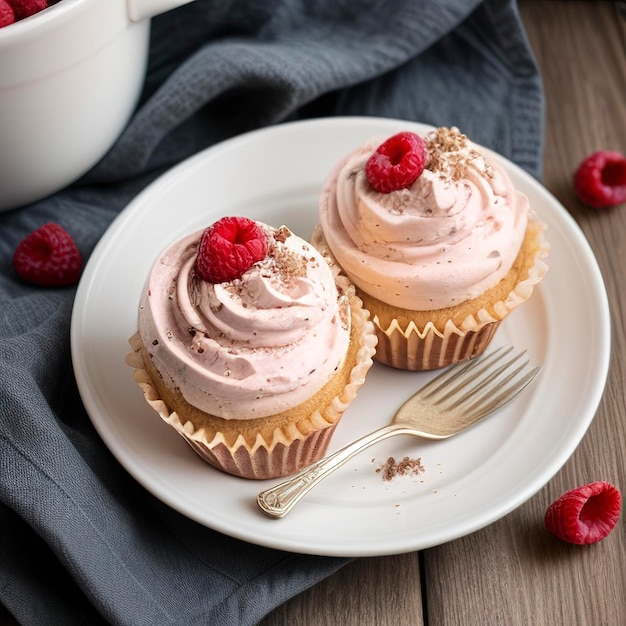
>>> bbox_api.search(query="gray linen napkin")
[0,1,543,624]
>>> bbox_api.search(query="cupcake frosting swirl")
[318,127,529,310]
[139,223,350,419]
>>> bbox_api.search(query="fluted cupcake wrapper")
[184,428,338,480]
[372,317,502,370]
[126,273,377,480]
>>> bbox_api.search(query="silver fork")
[257,345,540,518]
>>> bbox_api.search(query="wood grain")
[261,2,626,625]
[260,555,424,626]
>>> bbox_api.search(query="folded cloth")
[0,0,543,624]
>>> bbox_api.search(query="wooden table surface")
[261,2,626,625]
[1,2,623,625]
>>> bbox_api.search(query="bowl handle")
[127,0,196,22]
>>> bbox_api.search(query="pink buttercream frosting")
[138,223,351,419]
[318,127,529,310]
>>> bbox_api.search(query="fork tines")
[418,345,540,418]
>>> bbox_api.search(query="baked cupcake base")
[126,278,377,479]
[312,215,548,371]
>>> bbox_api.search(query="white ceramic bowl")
[0,0,194,212]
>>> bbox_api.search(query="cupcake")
[314,127,548,371]
[126,216,376,479]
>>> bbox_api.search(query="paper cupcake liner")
[126,276,377,480]
[312,215,549,371]
[183,427,339,480]
[372,317,501,370]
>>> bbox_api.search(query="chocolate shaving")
[274,225,291,244]
[273,246,307,278]
[376,456,425,481]
[426,126,492,181]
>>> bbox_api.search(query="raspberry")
[365,131,427,193]
[573,150,626,209]
[0,0,15,27]
[195,216,268,283]
[7,0,47,20]
[544,481,621,545]
[13,223,83,287]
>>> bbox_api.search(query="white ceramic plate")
[71,117,610,557]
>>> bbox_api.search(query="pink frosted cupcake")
[314,127,548,371]
[126,217,376,479]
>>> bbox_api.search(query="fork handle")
[257,423,415,518]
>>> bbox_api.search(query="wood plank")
[423,2,626,624]
[260,554,424,626]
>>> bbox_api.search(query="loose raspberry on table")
[13,223,83,287]
[365,131,427,193]
[573,150,626,209]
[544,481,621,545]
[195,216,268,283]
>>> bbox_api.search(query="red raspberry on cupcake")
[195,216,268,283]
[365,131,427,193]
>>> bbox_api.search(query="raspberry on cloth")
[12,223,83,287]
